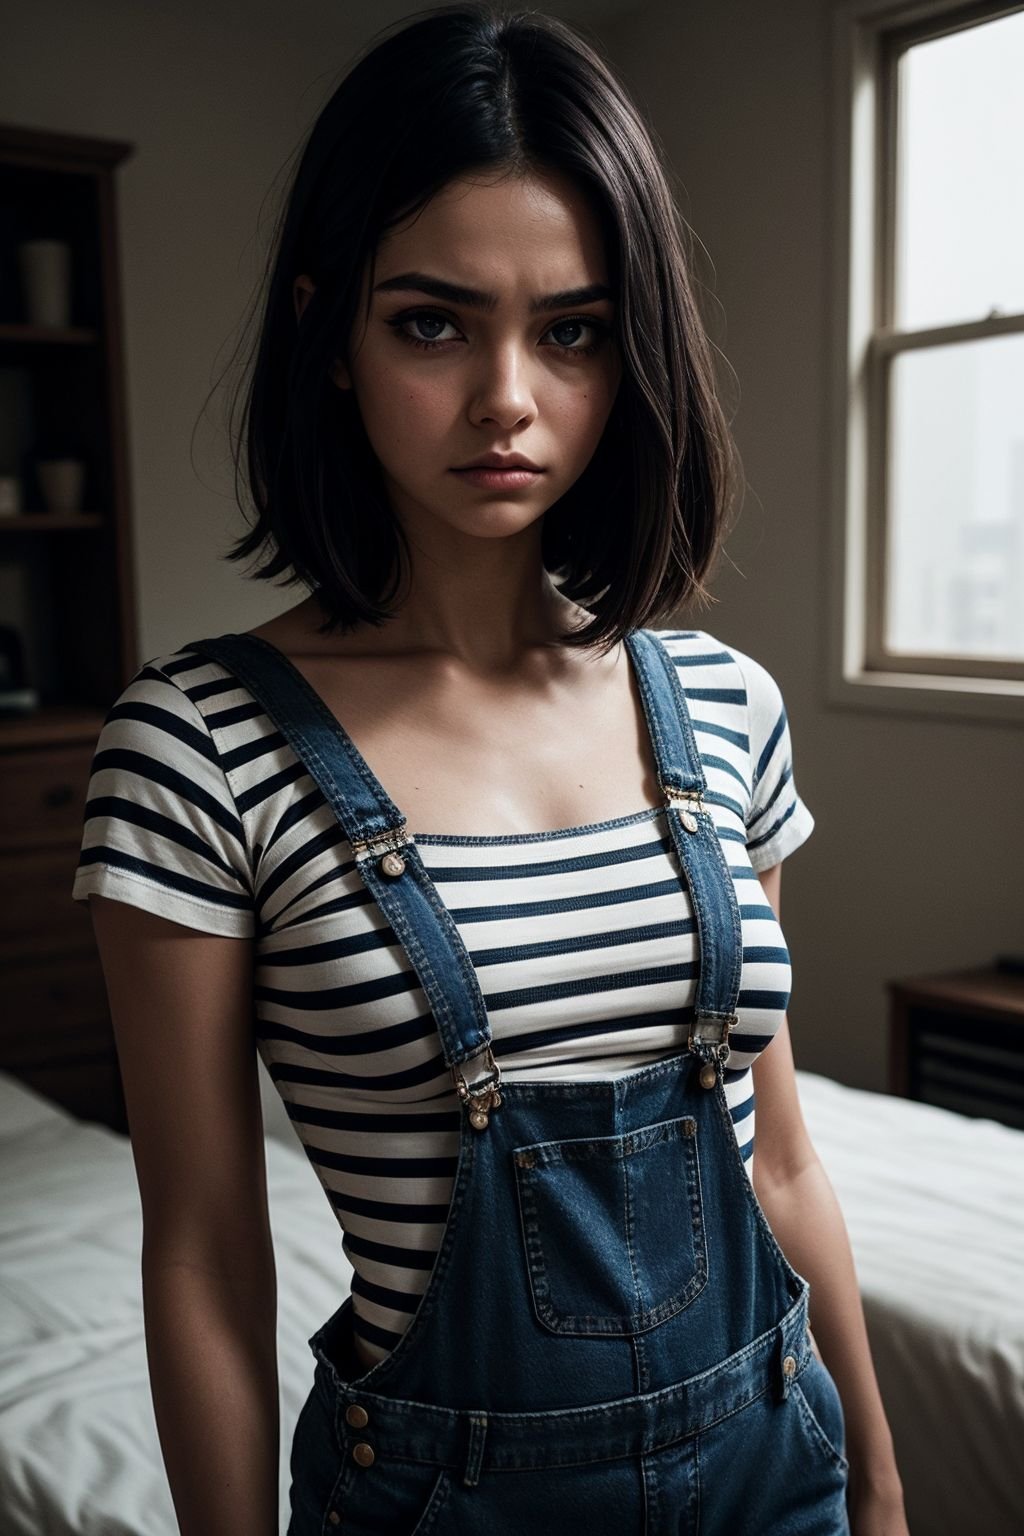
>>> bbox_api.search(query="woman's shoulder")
[100,640,247,741]
[73,645,257,936]
[647,626,787,713]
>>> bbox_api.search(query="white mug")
[0,476,21,516]
[37,458,84,513]
[18,239,72,328]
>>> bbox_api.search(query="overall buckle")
[452,1044,503,1131]
[688,1012,737,1089]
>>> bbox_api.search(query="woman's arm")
[751,863,909,1536]
[90,895,279,1536]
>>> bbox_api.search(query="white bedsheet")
[0,1067,347,1535]
[0,1066,1021,1535]
[795,1069,1024,1536]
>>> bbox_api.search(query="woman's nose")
[469,346,537,425]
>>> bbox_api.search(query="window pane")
[885,332,1024,661]
[896,11,1024,331]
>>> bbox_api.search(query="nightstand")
[887,965,1024,1131]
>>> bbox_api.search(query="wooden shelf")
[0,512,106,529]
[0,321,98,344]
[0,120,136,1133]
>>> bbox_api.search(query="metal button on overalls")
[185,628,851,1535]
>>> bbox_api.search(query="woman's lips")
[450,467,543,489]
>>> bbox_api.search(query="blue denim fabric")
[184,627,850,1535]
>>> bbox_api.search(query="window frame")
[827,0,1024,722]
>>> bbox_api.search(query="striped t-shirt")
[72,628,814,1367]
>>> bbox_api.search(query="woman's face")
[296,167,621,547]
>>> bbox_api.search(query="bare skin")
[245,591,667,838]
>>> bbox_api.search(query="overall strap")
[624,630,744,1082]
[181,635,501,1123]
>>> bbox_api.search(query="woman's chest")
[252,807,790,1082]
[263,645,667,838]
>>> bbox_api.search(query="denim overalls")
[184,626,851,1535]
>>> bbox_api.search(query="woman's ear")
[294,273,352,390]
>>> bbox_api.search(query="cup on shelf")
[0,476,22,517]
[36,458,84,513]
[17,239,73,328]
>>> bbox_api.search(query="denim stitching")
[792,1380,850,1475]
[362,861,458,1039]
[626,631,678,788]
[518,1117,695,1165]
[697,814,744,1013]
[332,1122,478,1395]
[317,1300,811,1468]
[511,1119,708,1335]
[409,1465,454,1531]
[708,1072,809,1297]
[621,1140,644,1322]
[642,630,709,793]
[399,848,492,1050]
[191,638,391,837]
[496,1044,693,1103]
[240,633,407,824]
[791,1361,850,1475]
[341,1286,808,1422]
[670,810,716,1014]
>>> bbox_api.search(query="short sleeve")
[71,659,255,937]
[733,650,815,872]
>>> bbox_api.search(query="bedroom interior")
[0,2,1021,1534]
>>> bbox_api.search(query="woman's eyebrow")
[372,271,613,313]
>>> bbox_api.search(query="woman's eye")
[385,309,610,357]
[392,311,459,347]
[545,318,609,354]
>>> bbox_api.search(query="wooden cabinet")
[0,124,137,1133]
[887,965,1024,1132]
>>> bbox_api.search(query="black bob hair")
[221,2,741,653]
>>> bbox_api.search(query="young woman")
[74,6,909,1533]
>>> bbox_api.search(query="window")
[829,0,1024,720]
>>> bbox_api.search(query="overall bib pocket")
[512,1114,708,1336]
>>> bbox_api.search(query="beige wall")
[601,0,1023,1089]
[4,1,1018,1092]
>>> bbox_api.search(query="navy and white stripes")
[73,629,813,1367]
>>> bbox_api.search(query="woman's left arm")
[752,862,910,1536]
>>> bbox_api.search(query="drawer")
[0,744,95,849]
[1,949,124,1133]
[0,843,95,961]
[1,949,113,1062]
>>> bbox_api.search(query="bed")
[0,1064,1021,1536]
